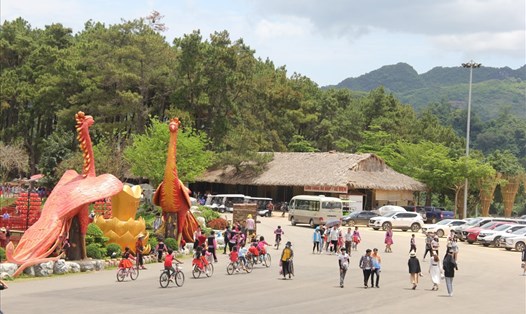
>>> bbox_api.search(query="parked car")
[500,229,526,250]
[376,205,406,216]
[423,206,454,224]
[247,197,273,217]
[402,206,427,221]
[465,221,511,244]
[204,194,247,213]
[503,233,526,252]
[477,224,526,247]
[421,219,467,237]
[456,217,515,241]
[342,211,378,227]
[369,211,424,232]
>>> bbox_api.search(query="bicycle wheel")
[227,263,235,275]
[276,241,280,250]
[116,269,126,282]
[129,267,138,280]
[175,271,185,287]
[159,272,170,288]
[205,264,214,277]
[192,265,201,279]
[245,261,253,273]
[264,253,271,267]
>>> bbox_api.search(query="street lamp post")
[461,60,481,219]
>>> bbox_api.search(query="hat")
[285,241,292,247]
[137,233,144,238]
[247,214,252,219]
[0,228,5,232]
[409,251,416,257]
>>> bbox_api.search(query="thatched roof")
[197,152,426,191]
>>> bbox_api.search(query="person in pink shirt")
[257,236,270,255]
[246,214,255,237]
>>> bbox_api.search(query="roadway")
[2,214,525,314]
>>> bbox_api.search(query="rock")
[53,259,70,275]
[65,262,80,273]
[0,263,19,277]
[23,266,35,276]
[0,272,12,280]
[92,260,105,271]
[34,261,54,277]
[77,261,95,272]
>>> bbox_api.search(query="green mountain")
[333,63,526,120]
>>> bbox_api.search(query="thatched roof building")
[192,152,426,210]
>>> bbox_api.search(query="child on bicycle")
[238,243,248,269]
[257,236,270,255]
[274,226,284,248]
[192,246,205,271]
[164,249,183,279]
[229,246,239,271]
[119,247,135,269]
[248,242,259,263]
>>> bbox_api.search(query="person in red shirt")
[164,249,183,279]
[229,246,239,263]
[197,233,207,247]
[248,243,259,263]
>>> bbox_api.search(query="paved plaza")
[2,215,525,313]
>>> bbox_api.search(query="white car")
[501,229,526,251]
[376,205,406,216]
[421,219,467,237]
[503,233,526,252]
[477,224,526,247]
[369,211,424,232]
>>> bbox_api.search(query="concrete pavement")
[2,214,525,313]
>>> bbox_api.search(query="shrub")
[86,243,103,259]
[199,208,220,223]
[86,223,108,246]
[105,243,122,257]
[148,237,158,251]
[207,218,228,230]
[164,237,178,251]
[0,247,5,262]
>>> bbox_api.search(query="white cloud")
[254,17,312,40]
[433,30,526,57]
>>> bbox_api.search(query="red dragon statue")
[7,112,123,277]
[153,118,199,245]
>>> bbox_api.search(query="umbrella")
[325,218,341,228]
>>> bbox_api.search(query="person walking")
[155,239,167,262]
[431,236,440,256]
[370,248,381,288]
[246,215,256,237]
[359,249,373,288]
[338,247,350,288]
[408,251,421,290]
[447,231,459,261]
[223,225,231,254]
[384,226,393,253]
[207,230,218,263]
[428,254,442,291]
[280,241,294,279]
[352,227,361,251]
[521,248,526,276]
[443,250,458,296]
[313,227,322,254]
[329,226,340,254]
[423,232,433,261]
[135,234,146,270]
[344,228,353,255]
[409,234,417,253]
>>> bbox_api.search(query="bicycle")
[275,235,282,250]
[116,266,138,282]
[159,263,185,288]
[227,260,253,275]
[192,258,214,278]
[246,252,271,268]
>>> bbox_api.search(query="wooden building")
[190,152,426,211]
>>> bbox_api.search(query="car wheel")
[436,229,444,238]
[291,217,296,226]
[467,240,474,244]
[482,243,489,247]
[401,229,408,232]
[505,248,512,251]
[411,223,420,232]
[220,208,225,213]
[309,219,315,228]
[373,228,379,231]
[515,242,525,252]
[493,237,501,247]
[381,222,391,231]
[266,212,271,217]
[349,220,356,227]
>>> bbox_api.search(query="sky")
[1,0,525,86]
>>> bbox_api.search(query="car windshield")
[511,228,526,235]
[494,224,514,231]
[480,222,499,229]
[466,218,483,226]
[382,212,397,217]
[436,219,452,225]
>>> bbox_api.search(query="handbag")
[440,273,445,280]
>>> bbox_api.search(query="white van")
[205,194,247,213]
[288,195,343,228]
[246,197,273,217]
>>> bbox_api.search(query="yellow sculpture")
[95,184,151,254]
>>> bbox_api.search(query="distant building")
[190,152,426,211]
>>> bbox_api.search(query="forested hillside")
[0,17,524,215]
[334,62,526,120]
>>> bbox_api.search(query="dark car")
[402,206,427,221]
[342,211,378,227]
